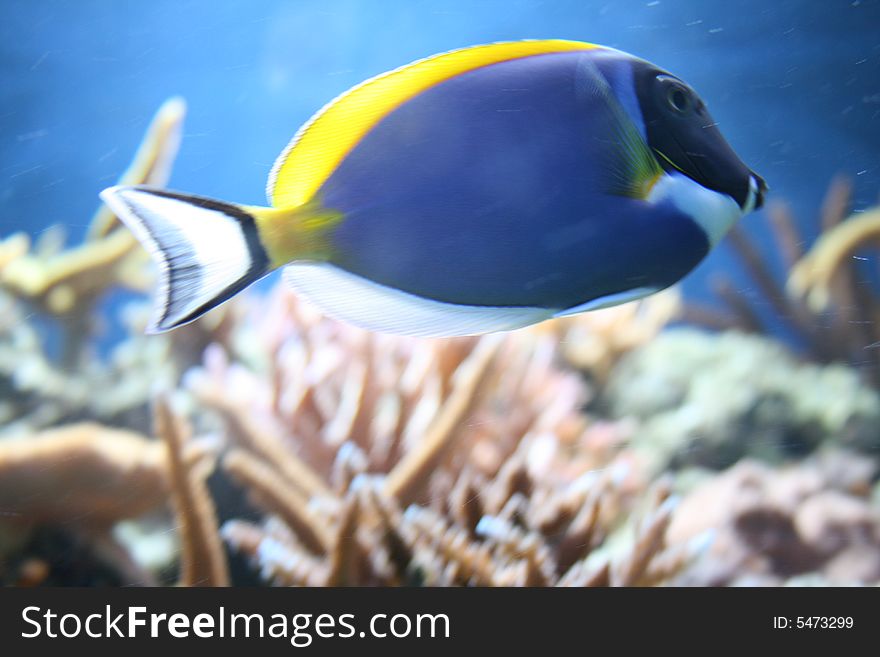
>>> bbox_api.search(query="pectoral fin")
[575,56,663,199]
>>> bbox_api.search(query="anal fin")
[283,262,554,337]
[554,286,660,317]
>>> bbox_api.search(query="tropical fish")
[101,39,766,337]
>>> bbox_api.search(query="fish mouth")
[746,172,767,211]
[668,133,723,198]
[660,134,766,213]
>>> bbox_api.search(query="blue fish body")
[322,51,709,311]
[100,41,766,335]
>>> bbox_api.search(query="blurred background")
[1,0,879,588]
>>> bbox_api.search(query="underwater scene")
[1,0,879,588]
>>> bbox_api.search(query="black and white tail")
[100,185,271,332]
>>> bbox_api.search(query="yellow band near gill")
[267,39,600,209]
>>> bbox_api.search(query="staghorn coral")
[0,234,28,269]
[0,290,178,436]
[0,97,184,369]
[188,289,573,487]
[172,287,695,586]
[153,395,229,586]
[685,176,880,387]
[86,98,186,240]
[0,423,167,527]
[0,399,231,587]
[0,423,169,586]
[220,450,686,587]
[788,206,880,315]
[667,449,880,586]
[0,98,235,438]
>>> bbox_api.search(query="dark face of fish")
[633,63,767,211]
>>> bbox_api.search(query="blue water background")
[1,0,879,346]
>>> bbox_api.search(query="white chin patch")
[741,175,759,215]
[647,172,742,247]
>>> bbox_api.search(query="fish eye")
[656,75,693,115]
[667,86,690,113]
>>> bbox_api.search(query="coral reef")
[0,423,168,586]
[668,450,880,585]
[605,328,880,473]
[0,98,225,438]
[0,97,184,369]
[2,96,877,590]
[686,176,880,387]
[178,288,685,585]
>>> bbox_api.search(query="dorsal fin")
[267,39,599,209]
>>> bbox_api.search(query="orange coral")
[175,288,683,586]
[0,423,166,527]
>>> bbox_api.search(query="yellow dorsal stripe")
[267,39,599,209]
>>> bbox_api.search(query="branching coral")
[0,423,167,527]
[0,423,168,586]
[0,398,233,587]
[153,395,229,586]
[173,288,693,586]
[788,205,880,315]
[0,234,28,269]
[685,176,880,387]
[0,99,220,438]
[220,451,683,587]
[86,98,185,240]
[0,97,185,369]
[0,289,178,436]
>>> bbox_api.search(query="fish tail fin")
[100,185,274,332]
